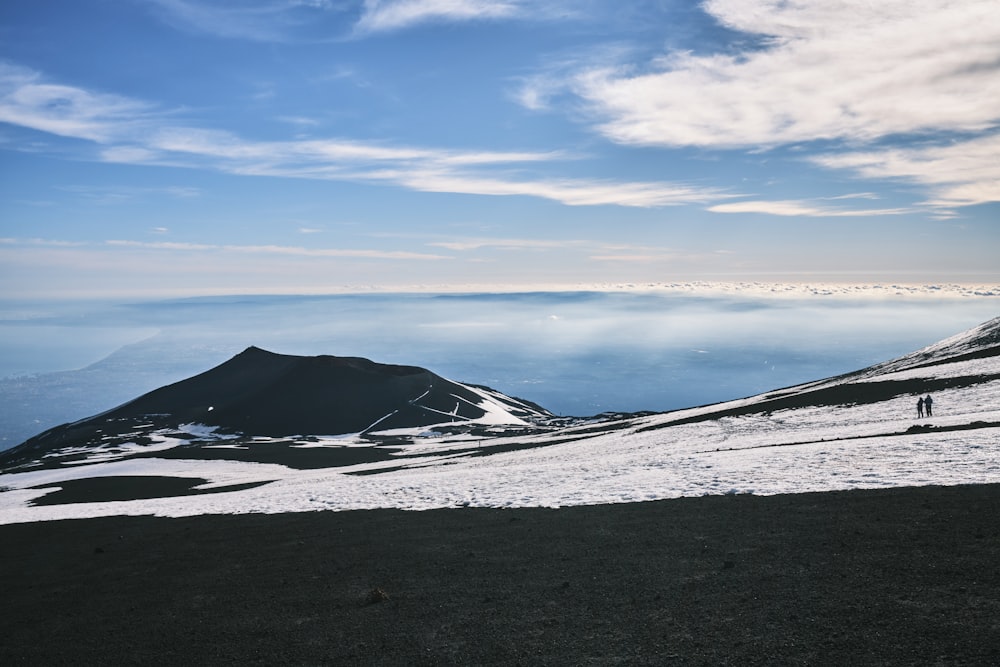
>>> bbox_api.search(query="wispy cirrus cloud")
[427,237,698,263]
[0,237,89,247]
[0,63,158,142]
[708,199,912,218]
[105,240,215,251]
[140,128,713,207]
[146,0,560,41]
[428,237,581,252]
[567,0,1000,149]
[389,170,724,207]
[0,63,726,209]
[2,236,447,260]
[354,0,524,34]
[105,239,448,260]
[813,134,1000,209]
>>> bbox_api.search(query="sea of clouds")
[0,283,996,448]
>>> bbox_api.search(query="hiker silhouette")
[917,396,925,418]
[924,395,933,417]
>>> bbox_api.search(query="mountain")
[1,318,998,524]
[0,347,554,473]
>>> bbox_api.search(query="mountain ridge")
[0,347,553,473]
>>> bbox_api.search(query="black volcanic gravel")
[3,484,1000,665]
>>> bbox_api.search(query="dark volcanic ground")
[3,484,1000,665]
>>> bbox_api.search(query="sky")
[1,0,999,298]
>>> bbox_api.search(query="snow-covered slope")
[1,318,998,525]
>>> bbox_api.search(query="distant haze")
[0,286,996,448]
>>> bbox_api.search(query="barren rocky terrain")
[3,483,999,665]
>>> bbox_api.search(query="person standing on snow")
[924,395,933,417]
[917,396,925,418]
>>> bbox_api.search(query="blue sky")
[1,0,998,297]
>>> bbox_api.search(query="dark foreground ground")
[3,484,1000,666]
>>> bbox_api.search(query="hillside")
[1,317,998,524]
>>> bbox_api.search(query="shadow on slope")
[28,476,273,506]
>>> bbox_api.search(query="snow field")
[2,323,998,525]
[1,378,997,524]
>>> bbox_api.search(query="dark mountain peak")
[235,345,278,359]
[115,348,443,432]
[226,347,422,377]
[311,354,426,377]
[1,348,552,471]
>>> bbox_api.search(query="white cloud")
[0,64,728,209]
[813,134,1000,208]
[149,0,570,39]
[708,199,912,218]
[589,252,675,262]
[354,0,523,34]
[0,64,155,143]
[104,238,448,260]
[511,43,634,113]
[429,238,697,263]
[825,192,880,201]
[513,78,550,112]
[106,240,215,251]
[429,238,579,251]
[0,237,88,247]
[390,170,725,207]
[570,0,1000,148]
